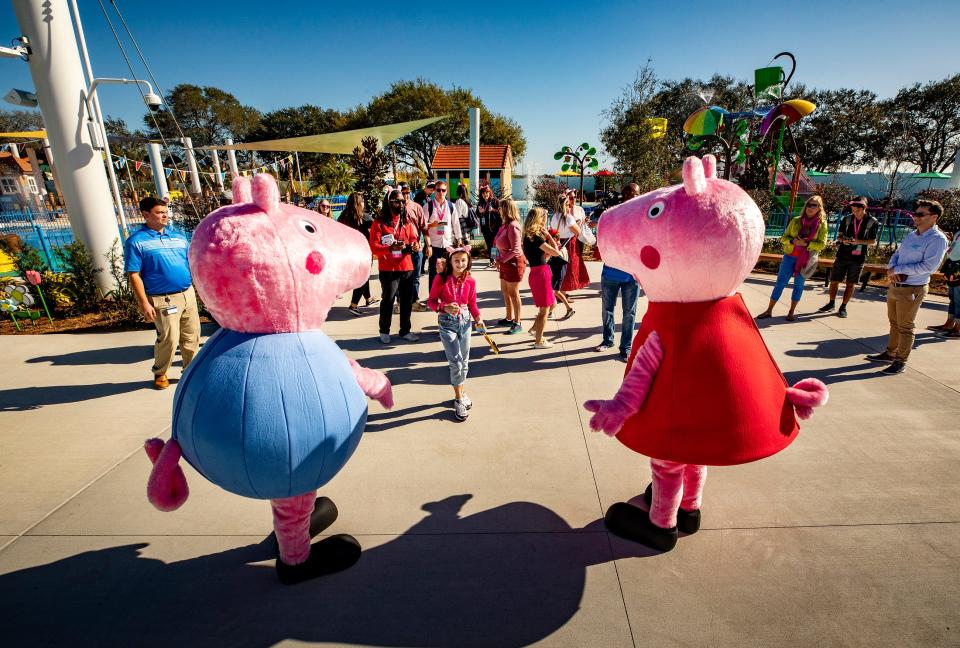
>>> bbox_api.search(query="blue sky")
[1,0,958,174]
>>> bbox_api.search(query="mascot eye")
[299,220,318,235]
[647,201,666,220]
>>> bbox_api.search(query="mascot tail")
[144,438,190,511]
[786,378,829,421]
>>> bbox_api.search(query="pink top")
[427,273,481,320]
[494,221,523,263]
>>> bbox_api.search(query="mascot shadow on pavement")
[0,496,652,647]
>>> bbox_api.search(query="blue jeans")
[438,312,472,387]
[601,276,640,354]
[948,284,960,319]
[771,254,806,303]
[409,250,424,303]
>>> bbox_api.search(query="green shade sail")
[205,115,449,153]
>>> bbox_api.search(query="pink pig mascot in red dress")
[584,155,829,551]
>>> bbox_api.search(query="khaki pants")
[885,285,928,362]
[149,286,201,376]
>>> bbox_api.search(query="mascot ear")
[702,154,718,179]
[232,175,252,204]
[683,156,707,196]
[251,174,280,215]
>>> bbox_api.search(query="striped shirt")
[124,225,192,295]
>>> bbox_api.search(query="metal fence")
[764,207,916,245]
[0,206,185,273]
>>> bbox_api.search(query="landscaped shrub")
[54,240,102,314]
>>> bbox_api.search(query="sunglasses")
[805,203,818,208]
[389,199,402,204]
[914,211,934,217]
[319,204,330,209]
[850,204,865,208]
[436,188,447,192]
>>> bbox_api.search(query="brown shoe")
[153,374,170,390]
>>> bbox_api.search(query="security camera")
[3,88,38,108]
[143,92,163,111]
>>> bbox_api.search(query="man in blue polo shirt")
[124,196,200,389]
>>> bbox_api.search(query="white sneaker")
[454,399,469,420]
[379,333,391,344]
[401,332,419,342]
[461,393,473,409]
[535,340,553,349]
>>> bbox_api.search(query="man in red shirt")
[370,190,424,343]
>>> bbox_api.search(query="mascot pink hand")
[145,438,189,512]
[348,357,394,409]
[583,331,664,436]
[786,377,829,420]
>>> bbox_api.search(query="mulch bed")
[0,312,213,335]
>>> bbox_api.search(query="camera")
[143,92,163,111]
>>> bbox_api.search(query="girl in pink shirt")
[427,246,486,421]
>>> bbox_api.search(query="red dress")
[560,238,590,291]
[618,295,799,466]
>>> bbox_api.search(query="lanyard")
[450,275,467,306]
[851,216,864,241]
[432,199,448,223]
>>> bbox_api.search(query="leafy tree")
[364,79,526,176]
[349,137,389,214]
[246,104,348,180]
[144,84,260,146]
[315,158,354,196]
[600,66,680,193]
[793,89,884,171]
[0,108,43,132]
[879,74,960,173]
[813,182,854,214]
[531,175,567,211]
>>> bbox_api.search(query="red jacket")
[619,295,799,466]
[369,216,420,272]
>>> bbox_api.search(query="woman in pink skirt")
[553,190,591,295]
[522,207,563,348]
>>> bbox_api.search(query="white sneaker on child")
[454,399,469,420]
[461,393,473,409]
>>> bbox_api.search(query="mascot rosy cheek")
[584,155,828,551]
[144,174,393,585]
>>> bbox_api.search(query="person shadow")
[0,496,652,647]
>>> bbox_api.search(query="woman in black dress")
[339,192,379,316]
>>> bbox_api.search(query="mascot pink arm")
[584,332,663,436]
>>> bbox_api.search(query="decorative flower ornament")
[4,284,35,308]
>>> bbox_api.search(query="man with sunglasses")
[817,197,878,318]
[866,199,948,375]
[424,181,464,289]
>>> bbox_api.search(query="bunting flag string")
[111,153,296,179]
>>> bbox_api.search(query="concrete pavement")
[1,263,958,647]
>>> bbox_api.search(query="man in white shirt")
[424,180,464,289]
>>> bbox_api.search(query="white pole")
[211,149,224,191]
[147,143,169,200]
[68,0,127,237]
[13,0,121,293]
[183,137,202,196]
[949,148,960,190]
[295,151,304,194]
[468,107,480,202]
[225,138,239,178]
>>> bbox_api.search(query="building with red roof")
[430,145,514,198]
